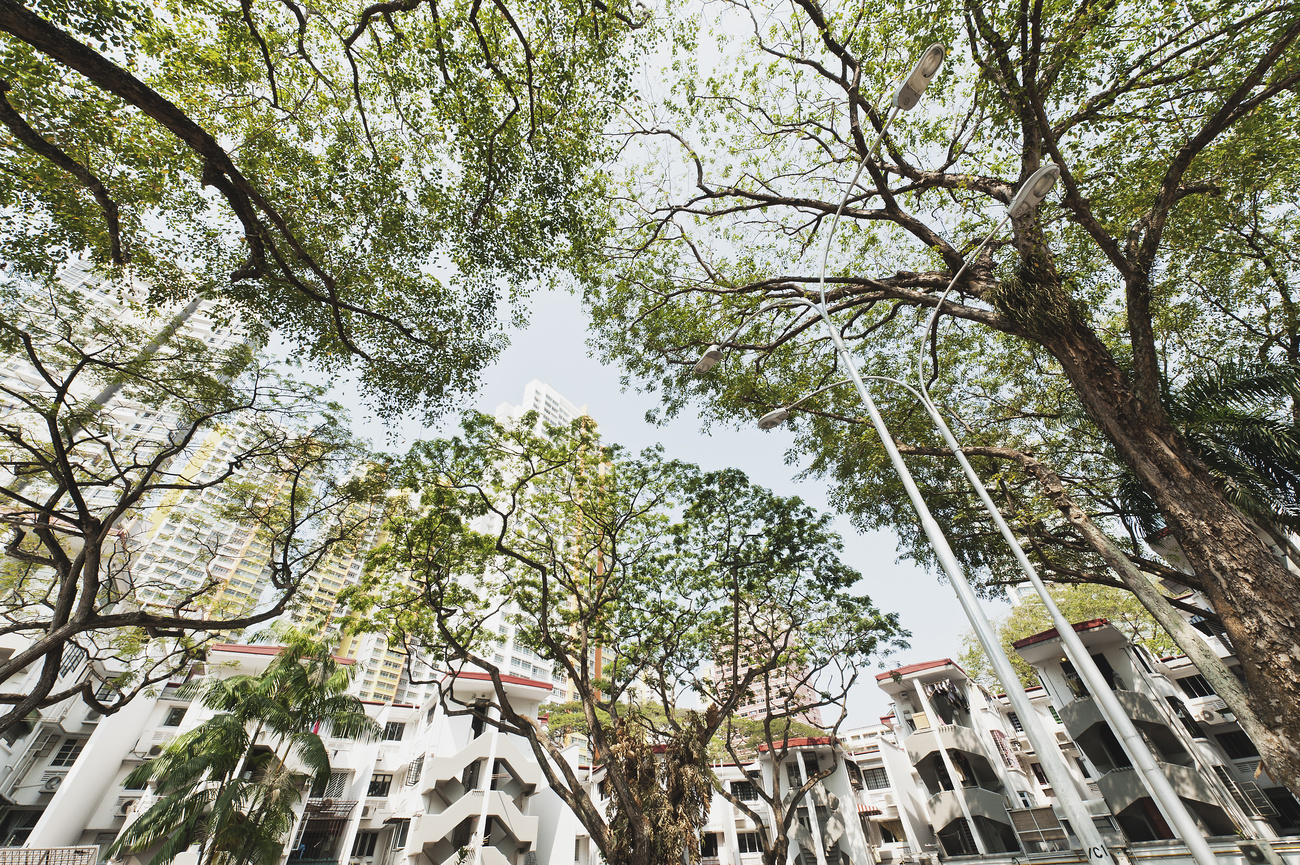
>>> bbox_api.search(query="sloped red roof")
[208,644,355,664]
[1011,618,1109,649]
[756,736,834,751]
[875,658,962,682]
[450,669,553,690]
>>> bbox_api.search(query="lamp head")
[757,408,791,430]
[1008,164,1060,219]
[693,345,724,375]
[893,44,946,111]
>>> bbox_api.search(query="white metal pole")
[909,389,1219,865]
[809,307,1118,865]
[916,260,1219,865]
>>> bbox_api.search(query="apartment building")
[0,644,573,865]
[868,617,1300,863]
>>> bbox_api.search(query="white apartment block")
[0,644,579,865]
[3,622,1300,865]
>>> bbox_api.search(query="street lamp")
[692,58,1124,862]
[914,178,1220,865]
[720,162,1220,865]
[894,44,946,110]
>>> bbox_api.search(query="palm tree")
[110,627,378,865]
[1119,359,1300,555]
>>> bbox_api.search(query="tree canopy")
[0,0,645,418]
[585,0,1300,791]
[0,267,378,733]
[342,411,905,865]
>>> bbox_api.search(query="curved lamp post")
[706,163,1221,864]
[694,164,1128,863]
[913,178,1221,864]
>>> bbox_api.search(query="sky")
[340,286,1012,727]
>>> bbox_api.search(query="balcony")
[1094,763,1222,814]
[409,790,538,849]
[423,735,544,799]
[903,724,985,764]
[1058,690,1164,737]
[925,787,1012,829]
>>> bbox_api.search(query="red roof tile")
[1011,618,1109,649]
[755,736,834,751]
[875,658,963,682]
[449,669,553,691]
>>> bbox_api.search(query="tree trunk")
[1023,285,1300,796]
[1013,452,1293,794]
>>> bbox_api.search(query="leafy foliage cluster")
[0,0,646,418]
[111,628,376,865]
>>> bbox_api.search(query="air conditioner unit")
[147,745,165,757]
[1054,731,1071,744]
[42,774,64,792]
[361,804,374,817]
[1237,842,1284,865]
[116,800,137,816]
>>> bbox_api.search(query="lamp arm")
[817,106,900,311]
[915,210,1012,397]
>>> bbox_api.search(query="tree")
[0,0,645,419]
[957,584,1180,688]
[341,412,904,865]
[0,268,378,734]
[110,628,377,865]
[585,0,1300,791]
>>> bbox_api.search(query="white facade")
[0,645,576,865]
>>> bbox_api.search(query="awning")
[857,804,881,815]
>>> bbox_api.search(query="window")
[1030,763,1048,785]
[730,780,759,801]
[786,761,802,787]
[50,738,85,767]
[59,645,88,678]
[406,756,424,786]
[863,767,890,790]
[1165,696,1205,739]
[1060,661,1089,699]
[351,831,379,858]
[736,833,762,854]
[1177,674,1216,699]
[1007,711,1023,732]
[163,707,187,727]
[1216,731,1260,760]
[1047,705,1062,723]
[382,722,406,741]
[368,774,393,797]
[390,819,410,850]
[313,771,348,798]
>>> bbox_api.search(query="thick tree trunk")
[1026,293,1300,797]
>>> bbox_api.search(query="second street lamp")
[694,161,1123,865]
